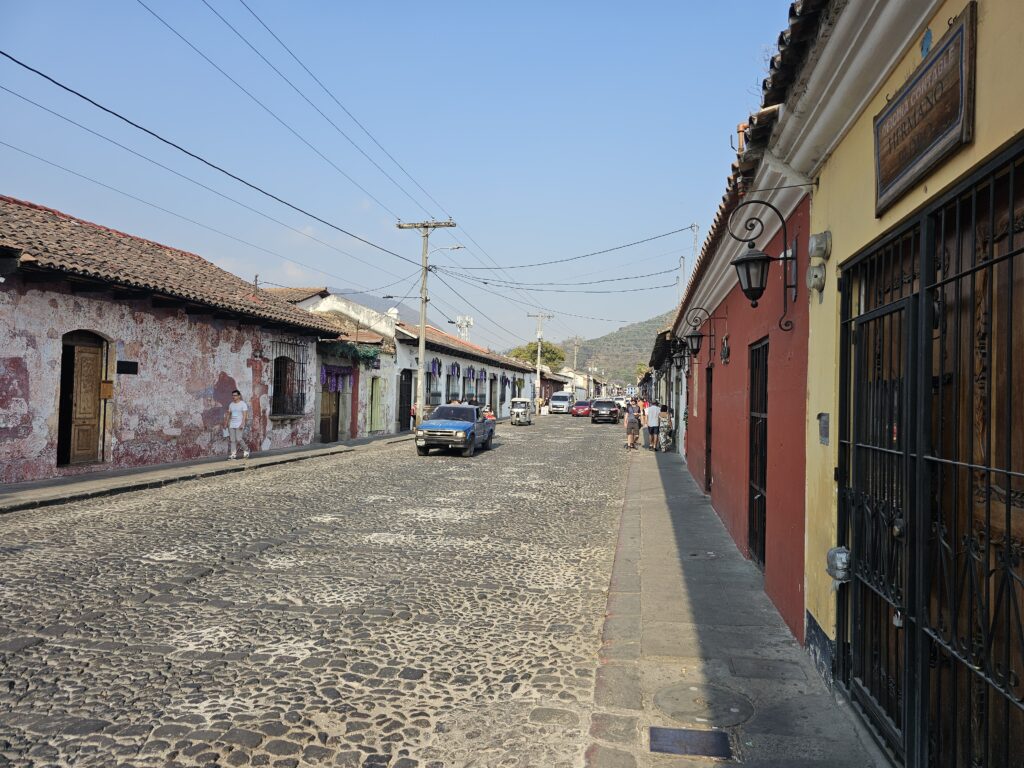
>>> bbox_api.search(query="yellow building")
[792,0,1023,764]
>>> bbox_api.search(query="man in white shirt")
[223,389,250,459]
[646,400,662,451]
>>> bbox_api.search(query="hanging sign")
[873,1,976,215]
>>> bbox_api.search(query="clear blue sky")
[1,1,784,350]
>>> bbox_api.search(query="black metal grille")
[924,151,1024,767]
[838,141,1024,767]
[749,339,768,568]
[270,339,309,416]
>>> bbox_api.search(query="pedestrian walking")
[646,400,662,451]
[640,400,651,449]
[624,398,641,450]
[223,389,250,459]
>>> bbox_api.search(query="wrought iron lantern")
[726,198,799,331]
[684,329,703,356]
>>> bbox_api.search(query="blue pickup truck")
[415,405,495,457]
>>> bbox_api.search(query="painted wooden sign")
[874,1,976,216]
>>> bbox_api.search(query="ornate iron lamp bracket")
[726,199,799,332]
[682,306,726,366]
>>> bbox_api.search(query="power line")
[198,0,435,220]
[442,265,678,288]
[133,0,400,218]
[234,0,452,218]
[449,225,698,270]
[0,48,420,268]
[0,138,413,296]
[0,83,407,282]
[431,271,531,345]
[437,271,678,294]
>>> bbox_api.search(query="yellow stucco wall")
[804,0,1024,638]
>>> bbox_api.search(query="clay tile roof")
[0,195,339,335]
[264,286,329,303]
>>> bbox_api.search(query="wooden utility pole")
[528,313,554,414]
[396,219,456,427]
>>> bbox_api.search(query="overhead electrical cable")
[198,0,436,220]
[224,0,586,340]
[439,265,678,287]
[0,139,417,294]
[0,84,407,281]
[132,0,401,218]
[234,0,452,218]
[0,48,421,268]
[431,272,531,345]
[449,225,697,270]
[436,275,678,294]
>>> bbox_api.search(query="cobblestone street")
[0,417,627,768]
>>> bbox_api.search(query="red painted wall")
[683,196,810,641]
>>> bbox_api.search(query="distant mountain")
[561,309,675,385]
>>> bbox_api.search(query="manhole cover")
[650,727,732,759]
[653,683,753,727]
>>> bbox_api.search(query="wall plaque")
[874,1,976,216]
[99,380,114,400]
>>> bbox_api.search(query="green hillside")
[562,309,675,386]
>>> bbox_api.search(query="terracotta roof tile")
[0,195,339,335]
[264,286,329,303]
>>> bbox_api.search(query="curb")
[0,435,415,516]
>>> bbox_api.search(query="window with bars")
[270,339,308,416]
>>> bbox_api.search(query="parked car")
[614,396,628,409]
[570,400,592,417]
[590,399,620,423]
[415,405,495,457]
[509,397,533,425]
[549,391,574,413]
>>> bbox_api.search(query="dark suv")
[590,399,620,423]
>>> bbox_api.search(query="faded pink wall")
[0,277,316,484]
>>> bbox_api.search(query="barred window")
[271,339,308,416]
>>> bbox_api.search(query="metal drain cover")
[650,727,732,759]
[653,682,753,726]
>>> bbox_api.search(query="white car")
[548,391,574,413]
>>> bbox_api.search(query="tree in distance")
[635,362,650,380]
[508,341,566,369]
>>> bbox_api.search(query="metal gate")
[748,339,769,569]
[398,370,413,431]
[838,141,1024,766]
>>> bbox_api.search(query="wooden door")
[320,388,339,442]
[398,370,413,431]
[70,345,102,464]
[704,366,713,492]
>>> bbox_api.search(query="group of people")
[623,397,673,452]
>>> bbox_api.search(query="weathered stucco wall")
[0,277,316,484]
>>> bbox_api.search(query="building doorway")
[704,366,713,492]
[398,369,413,431]
[489,377,498,412]
[748,339,769,568]
[369,376,385,433]
[57,330,107,466]
[319,388,339,443]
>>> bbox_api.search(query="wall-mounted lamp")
[720,334,730,365]
[679,307,725,366]
[727,199,798,331]
[805,230,832,303]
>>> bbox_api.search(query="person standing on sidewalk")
[624,398,641,450]
[223,389,250,460]
[646,400,662,451]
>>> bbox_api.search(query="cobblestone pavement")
[0,416,627,768]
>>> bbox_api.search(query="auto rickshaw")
[509,397,533,426]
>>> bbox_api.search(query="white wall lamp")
[805,231,832,303]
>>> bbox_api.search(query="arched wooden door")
[58,331,106,465]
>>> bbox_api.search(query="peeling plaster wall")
[0,278,316,484]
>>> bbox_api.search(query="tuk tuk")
[509,397,533,426]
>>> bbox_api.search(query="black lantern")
[726,199,798,331]
[684,329,703,356]
[730,244,772,307]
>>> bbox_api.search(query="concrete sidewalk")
[0,431,415,515]
[587,449,888,767]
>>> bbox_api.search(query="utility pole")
[397,219,456,427]
[528,313,554,414]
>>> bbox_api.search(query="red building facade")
[680,194,810,640]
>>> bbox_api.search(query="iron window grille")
[270,338,309,416]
